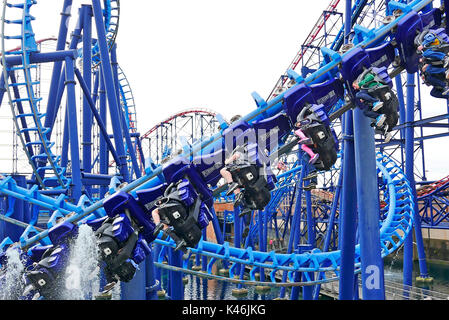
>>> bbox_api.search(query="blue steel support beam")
[82,5,93,195]
[99,69,108,198]
[233,206,242,275]
[74,68,121,165]
[404,73,430,281]
[415,77,427,180]
[4,50,79,68]
[305,169,315,249]
[339,0,358,300]
[339,111,358,300]
[145,253,158,300]
[403,72,415,298]
[39,6,83,177]
[121,261,147,300]
[60,106,69,169]
[91,0,129,182]
[288,159,307,300]
[110,44,141,179]
[258,210,264,281]
[394,75,406,170]
[168,248,184,300]
[278,182,300,298]
[313,169,342,300]
[302,165,314,300]
[41,0,73,140]
[65,57,83,200]
[353,108,385,299]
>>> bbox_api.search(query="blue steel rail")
[151,153,413,284]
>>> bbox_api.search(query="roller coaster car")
[297,106,338,171]
[21,222,78,299]
[94,213,150,283]
[22,246,68,299]
[366,84,399,130]
[414,28,449,54]
[154,179,213,254]
[227,163,272,211]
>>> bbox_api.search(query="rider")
[294,126,319,165]
[352,69,394,142]
[294,104,338,173]
[417,31,449,97]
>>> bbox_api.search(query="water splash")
[62,224,100,300]
[0,248,25,300]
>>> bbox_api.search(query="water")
[61,224,101,300]
[183,274,282,300]
[159,260,318,300]
[384,256,449,297]
[156,254,449,300]
[0,248,25,300]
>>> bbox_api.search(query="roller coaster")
[0,0,448,301]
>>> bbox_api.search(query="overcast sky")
[6,0,449,180]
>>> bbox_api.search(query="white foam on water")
[62,224,101,300]
[0,248,25,300]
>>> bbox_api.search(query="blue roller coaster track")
[0,0,447,301]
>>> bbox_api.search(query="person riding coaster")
[294,103,339,173]
[352,67,399,143]
[415,30,449,97]
[415,28,449,58]
[151,178,214,256]
[220,142,274,218]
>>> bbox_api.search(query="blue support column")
[202,228,208,271]
[121,261,147,300]
[61,107,69,168]
[279,172,302,299]
[0,175,27,242]
[403,73,415,296]
[99,69,108,198]
[339,0,359,300]
[110,44,141,179]
[168,248,184,300]
[91,0,129,182]
[344,0,352,43]
[153,244,163,295]
[313,172,342,300]
[42,0,73,140]
[82,5,93,195]
[74,68,121,166]
[403,73,430,285]
[65,57,82,200]
[305,171,315,248]
[258,210,265,282]
[339,110,358,300]
[233,206,242,275]
[286,160,306,299]
[394,75,406,170]
[302,165,315,300]
[353,107,385,299]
